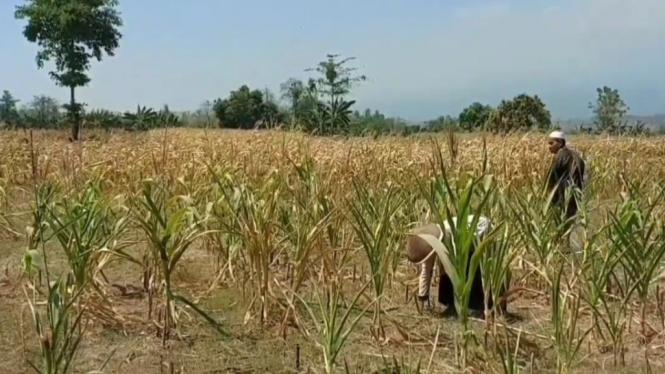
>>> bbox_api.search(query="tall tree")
[305,54,366,135]
[0,90,20,127]
[21,95,62,128]
[458,102,493,131]
[350,107,405,136]
[213,85,283,129]
[307,54,366,99]
[197,100,216,128]
[425,115,458,132]
[15,0,123,140]
[280,78,306,120]
[489,94,552,133]
[588,86,629,134]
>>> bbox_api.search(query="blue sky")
[1,0,664,121]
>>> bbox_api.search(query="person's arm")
[547,151,568,191]
[407,224,442,302]
[418,258,435,300]
[576,156,586,189]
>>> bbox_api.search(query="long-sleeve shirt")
[547,147,586,205]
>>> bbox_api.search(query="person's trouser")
[437,245,493,313]
[553,196,579,243]
[418,254,438,300]
[412,221,506,312]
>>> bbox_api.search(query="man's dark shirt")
[547,147,585,205]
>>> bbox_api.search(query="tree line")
[2,0,656,138]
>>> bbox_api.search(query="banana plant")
[305,96,355,135]
[84,109,121,130]
[123,105,158,131]
[158,111,182,127]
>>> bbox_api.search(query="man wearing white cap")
[546,131,585,228]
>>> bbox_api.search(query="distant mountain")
[555,114,665,131]
[627,114,665,127]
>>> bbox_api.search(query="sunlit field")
[2,128,665,374]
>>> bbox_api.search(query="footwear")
[418,295,431,309]
[441,306,458,318]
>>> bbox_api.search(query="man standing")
[546,131,586,232]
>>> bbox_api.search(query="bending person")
[406,215,498,315]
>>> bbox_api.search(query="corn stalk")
[132,179,227,343]
[347,179,403,341]
[413,140,500,369]
[283,277,377,374]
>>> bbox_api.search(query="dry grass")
[1,128,665,374]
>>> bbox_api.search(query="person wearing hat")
[406,215,504,316]
[546,131,586,231]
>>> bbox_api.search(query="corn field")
[1,128,665,374]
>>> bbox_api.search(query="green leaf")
[165,208,188,238]
[23,249,44,275]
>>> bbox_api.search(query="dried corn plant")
[42,180,128,291]
[20,181,117,374]
[413,141,502,370]
[282,276,377,374]
[215,170,285,325]
[4,129,665,373]
[132,178,227,343]
[347,179,403,341]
